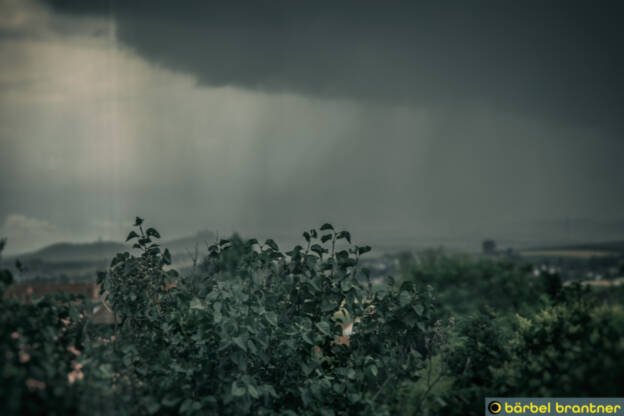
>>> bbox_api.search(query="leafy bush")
[397,297,624,415]
[396,254,624,415]
[495,298,624,396]
[87,219,442,415]
[0,240,90,415]
[400,250,560,316]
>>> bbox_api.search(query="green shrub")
[88,219,442,415]
[495,298,624,396]
[0,244,90,416]
[400,292,624,415]
[400,250,559,316]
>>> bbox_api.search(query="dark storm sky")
[46,0,624,131]
[1,0,623,252]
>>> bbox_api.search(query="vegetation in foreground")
[1,219,624,415]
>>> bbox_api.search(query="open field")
[520,249,618,258]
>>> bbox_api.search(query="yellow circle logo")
[488,401,502,414]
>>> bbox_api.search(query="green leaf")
[247,339,258,355]
[311,244,327,256]
[321,234,333,243]
[333,383,346,394]
[264,384,278,398]
[264,239,279,251]
[337,231,351,244]
[316,321,332,336]
[320,223,334,231]
[179,399,193,413]
[308,277,321,292]
[302,332,314,345]
[98,364,113,379]
[145,227,161,239]
[214,310,222,324]
[126,231,139,242]
[357,245,372,255]
[412,303,424,316]
[232,336,247,351]
[265,312,278,327]
[399,290,412,307]
[146,399,160,415]
[231,382,247,397]
[321,297,338,312]
[134,216,144,226]
[162,248,172,265]
[247,384,260,399]
[161,396,181,408]
[190,297,206,311]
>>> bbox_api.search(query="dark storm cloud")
[45,0,624,135]
[3,0,623,253]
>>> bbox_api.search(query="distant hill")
[0,241,125,282]
[8,230,217,263]
[520,241,624,259]
[21,241,126,263]
[561,241,624,253]
[524,240,624,255]
[0,230,218,281]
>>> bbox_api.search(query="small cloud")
[0,0,111,40]
[0,213,67,254]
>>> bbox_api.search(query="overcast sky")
[1,0,623,253]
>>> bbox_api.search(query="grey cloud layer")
[46,0,624,135]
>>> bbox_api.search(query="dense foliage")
[398,249,560,316]
[1,220,624,415]
[1,239,89,415]
[397,254,624,415]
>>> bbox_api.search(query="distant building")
[4,281,99,301]
[3,282,114,324]
[482,239,497,255]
